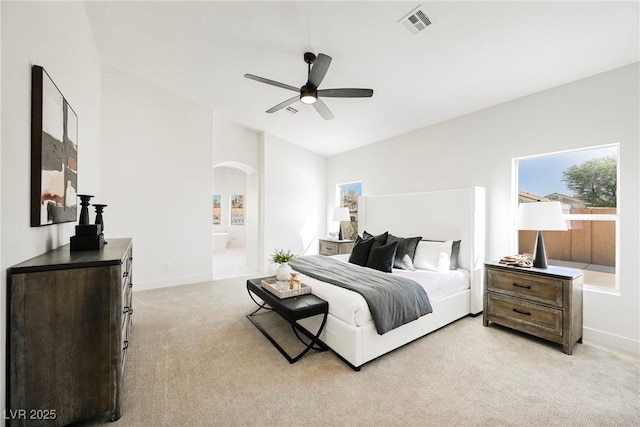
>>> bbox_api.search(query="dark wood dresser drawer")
[7,238,133,426]
[487,268,563,308]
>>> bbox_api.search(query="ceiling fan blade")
[244,74,299,92]
[266,96,299,113]
[308,54,332,88]
[312,98,334,120]
[318,88,374,98]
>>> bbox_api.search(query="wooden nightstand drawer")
[319,241,338,255]
[487,293,563,338]
[483,262,583,354]
[487,269,563,308]
[319,239,353,256]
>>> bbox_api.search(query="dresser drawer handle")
[512,282,531,290]
[123,306,129,314]
[513,308,531,316]
[129,283,133,288]
[123,272,129,278]
[123,340,129,350]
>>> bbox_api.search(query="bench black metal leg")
[246,286,328,364]
[246,311,328,364]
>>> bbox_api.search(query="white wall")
[213,114,260,169]
[328,63,640,354]
[213,166,247,247]
[1,0,102,411]
[100,65,213,290]
[262,133,327,271]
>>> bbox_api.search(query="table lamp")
[516,201,567,268]
[332,207,351,240]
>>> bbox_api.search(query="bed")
[294,187,486,370]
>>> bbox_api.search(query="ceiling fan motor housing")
[300,84,318,104]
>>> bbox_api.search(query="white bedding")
[295,254,470,328]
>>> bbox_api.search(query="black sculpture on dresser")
[70,194,104,251]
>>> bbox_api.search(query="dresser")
[319,239,354,256]
[7,238,133,426]
[483,261,583,355]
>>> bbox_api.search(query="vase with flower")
[270,249,295,281]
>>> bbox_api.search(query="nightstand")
[319,239,354,256]
[483,262,583,355]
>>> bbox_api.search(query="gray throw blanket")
[289,255,432,335]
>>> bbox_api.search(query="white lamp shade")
[517,201,568,231]
[332,207,351,222]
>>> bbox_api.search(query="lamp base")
[532,230,548,269]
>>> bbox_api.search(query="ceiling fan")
[244,52,373,120]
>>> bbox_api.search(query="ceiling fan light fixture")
[300,85,317,104]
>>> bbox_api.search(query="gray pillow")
[386,234,422,270]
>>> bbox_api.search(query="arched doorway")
[212,161,259,279]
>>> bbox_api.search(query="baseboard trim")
[583,326,640,355]
[135,273,214,291]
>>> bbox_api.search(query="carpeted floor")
[82,276,640,426]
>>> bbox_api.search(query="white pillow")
[414,240,453,272]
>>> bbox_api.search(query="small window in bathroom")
[212,194,221,225]
[230,194,245,226]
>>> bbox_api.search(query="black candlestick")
[77,194,94,225]
[93,204,107,244]
[93,204,107,233]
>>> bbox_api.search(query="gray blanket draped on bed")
[288,255,432,335]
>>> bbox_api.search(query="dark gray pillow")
[387,234,422,270]
[362,230,389,246]
[450,240,461,270]
[366,241,398,273]
[348,235,376,267]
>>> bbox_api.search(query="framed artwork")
[230,194,245,225]
[31,65,78,226]
[212,194,221,224]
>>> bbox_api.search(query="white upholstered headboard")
[358,187,486,314]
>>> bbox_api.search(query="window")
[515,145,619,290]
[212,194,221,225]
[337,182,361,240]
[230,194,245,226]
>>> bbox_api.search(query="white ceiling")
[84,1,639,156]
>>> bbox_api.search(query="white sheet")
[295,254,470,328]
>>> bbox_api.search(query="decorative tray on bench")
[261,278,311,299]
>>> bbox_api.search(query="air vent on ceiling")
[285,106,298,114]
[398,5,432,35]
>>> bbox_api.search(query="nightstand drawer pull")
[512,308,531,316]
[512,282,531,289]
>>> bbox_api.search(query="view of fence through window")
[230,194,245,226]
[212,194,221,225]
[339,182,361,240]
[517,145,618,289]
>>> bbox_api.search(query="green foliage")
[231,195,245,209]
[341,189,359,212]
[270,248,294,264]
[562,156,617,207]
